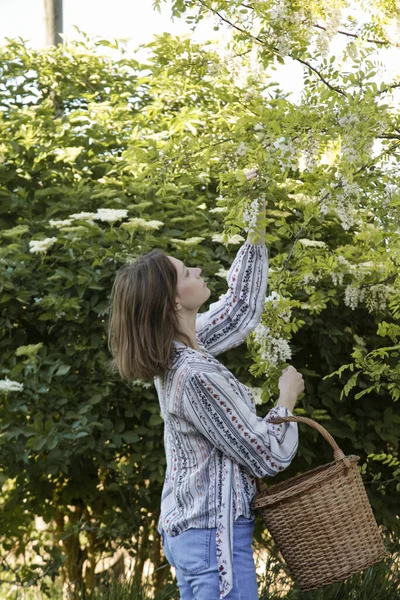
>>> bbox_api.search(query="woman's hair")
[107,248,194,383]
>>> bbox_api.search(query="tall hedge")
[0,15,399,596]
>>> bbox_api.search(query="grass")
[2,536,399,600]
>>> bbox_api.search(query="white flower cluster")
[319,177,362,230]
[229,44,264,88]
[245,385,264,405]
[269,2,288,22]
[272,136,298,171]
[303,273,318,285]
[341,138,359,165]
[95,208,128,223]
[211,233,245,245]
[299,238,328,248]
[236,142,248,157]
[70,211,98,222]
[169,236,206,247]
[338,114,359,128]
[242,197,260,233]
[266,292,292,322]
[331,271,344,286]
[29,237,57,254]
[325,7,342,37]
[49,219,73,228]
[344,283,392,312]
[253,323,293,366]
[301,138,320,171]
[265,291,281,304]
[209,206,228,213]
[131,379,153,389]
[365,284,392,312]
[344,285,366,309]
[0,378,24,392]
[120,218,164,233]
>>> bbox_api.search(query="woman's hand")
[277,365,305,413]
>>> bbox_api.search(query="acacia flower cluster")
[242,197,262,233]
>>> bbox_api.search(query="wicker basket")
[251,416,389,591]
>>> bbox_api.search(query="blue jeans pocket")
[167,528,211,575]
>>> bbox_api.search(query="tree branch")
[241,3,400,47]
[197,0,347,97]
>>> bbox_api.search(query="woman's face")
[167,256,210,310]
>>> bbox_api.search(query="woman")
[108,235,304,600]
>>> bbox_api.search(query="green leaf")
[55,365,71,376]
[121,431,139,443]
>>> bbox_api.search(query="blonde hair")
[107,248,194,383]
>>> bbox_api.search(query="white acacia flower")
[265,291,282,303]
[0,378,24,392]
[29,237,57,254]
[236,142,248,156]
[242,198,260,232]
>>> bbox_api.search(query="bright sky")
[0,0,399,104]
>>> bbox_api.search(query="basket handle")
[269,415,348,461]
[256,415,352,495]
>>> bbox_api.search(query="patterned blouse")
[154,242,299,599]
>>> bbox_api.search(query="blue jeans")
[161,516,258,600]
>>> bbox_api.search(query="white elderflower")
[15,343,43,359]
[94,208,128,223]
[70,212,98,222]
[226,234,245,244]
[49,219,73,228]
[0,378,24,392]
[169,237,205,247]
[209,207,228,213]
[299,239,328,248]
[120,218,164,233]
[29,237,57,254]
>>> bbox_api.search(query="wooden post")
[43,0,63,46]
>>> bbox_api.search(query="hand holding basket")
[252,416,389,591]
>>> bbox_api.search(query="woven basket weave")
[251,416,389,591]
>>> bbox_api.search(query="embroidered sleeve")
[184,369,298,478]
[195,243,268,356]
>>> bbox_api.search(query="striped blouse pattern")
[154,242,299,599]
